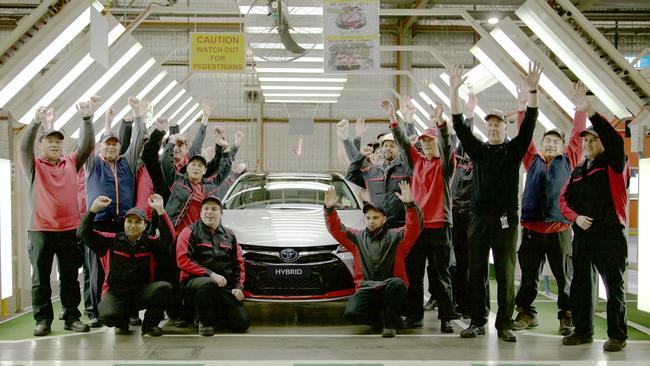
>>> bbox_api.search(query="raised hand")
[212,126,226,144]
[448,64,466,91]
[399,96,417,123]
[360,145,374,157]
[354,117,368,137]
[430,102,444,124]
[129,96,148,118]
[34,106,48,125]
[324,187,338,208]
[76,101,91,118]
[90,195,112,213]
[525,60,543,91]
[336,119,349,140]
[104,107,115,131]
[201,100,212,125]
[464,92,478,118]
[45,108,55,129]
[153,118,168,132]
[88,95,102,116]
[123,112,134,123]
[148,193,165,214]
[572,81,594,115]
[234,130,245,147]
[379,100,396,120]
[394,181,413,204]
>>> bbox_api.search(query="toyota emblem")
[279,248,299,263]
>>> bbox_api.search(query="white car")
[221,172,364,301]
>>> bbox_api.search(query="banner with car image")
[324,0,380,73]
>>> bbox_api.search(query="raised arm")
[124,97,147,172]
[18,109,44,179]
[345,149,371,187]
[394,182,423,255]
[510,61,543,159]
[565,82,588,168]
[142,120,171,201]
[147,193,175,247]
[189,101,211,157]
[323,187,359,252]
[75,97,100,171]
[117,117,132,156]
[77,196,115,256]
[449,65,482,158]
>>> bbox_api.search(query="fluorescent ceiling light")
[250,43,323,50]
[168,97,193,120]
[263,93,340,97]
[412,114,428,131]
[240,6,323,15]
[153,89,186,121]
[516,0,638,118]
[418,92,435,107]
[176,103,200,128]
[247,27,322,34]
[255,57,325,63]
[0,3,100,109]
[0,159,12,299]
[410,98,429,118]
[488,17,499,25]
[464,64,498,93]
[265,99,337,103]
[180,110,204,134]
[53,43,143,130]
[152,80,178,107]
[259,77,346,82]
[256,68,324,73]
[428,83,451,107]
[261,85,344,91]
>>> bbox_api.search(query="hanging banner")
[190,33,245,73]
[323,0,380,73]
[90,7,109,68]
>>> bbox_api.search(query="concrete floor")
[1,302,649,364]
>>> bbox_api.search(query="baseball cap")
[124,207,147,221]
[484,109,507,123]
[379,133,395,145]
[100,131,120,143]
[187,154,207,166]
[580,126,599,138]
[362,202,386,216]
[39,128,64,141]
[543,128,566,142]
[418,127,439,140]
[202,195,223,207]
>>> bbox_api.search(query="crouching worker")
[176,196,249,336]
[324,182,423,338]
[77,194,175,336]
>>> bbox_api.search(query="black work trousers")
[155,243,182,319]
[98,281,172,330]
[515,227,572,318]
[183,277,250,333]
[406,227,455,322]
[27,230,83,325]
[467,212,518,331]
[82,245,104,318]
[450,211,470,315]
[343,277,407,328]
[570,228,627,340]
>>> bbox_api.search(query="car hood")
[222,207,365,247]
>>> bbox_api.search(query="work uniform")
[324,201,423,328]
[391,122,456,324]
[18,117,94,328]
[560,113,629,341]
[452,107,538,331]
[77,209,175,331]
[515,111,585,321]
[176,220,249,332]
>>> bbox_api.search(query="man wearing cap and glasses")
[559,90,630,352]
[176,195,249,336]
[77,193,174,337]
[324,182,422,338]
[385,98,457,333]
[449,61,543,342]
[18,98,98,336]
[512,81,588,335]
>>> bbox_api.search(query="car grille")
[240,245,354,296]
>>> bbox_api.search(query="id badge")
[500,214,509,229]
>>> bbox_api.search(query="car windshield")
[224,175,359,210]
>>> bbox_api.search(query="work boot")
[423,297,437,311]
[603,338,626,352]
[440,320,454,333]
[114,326,130,335]
[64,320,90,332]
[512,308,539,330]
[33,323,51,337]
[399,318,423,329]
[559,314,574,336]
[381,327,396,338]
[498,328,517,342]
[142,326,164,337]
[88,315,103,328]
[562,332,593,345]
[460,324,485,338]
[129,315,143,326]
[199,323,215,337]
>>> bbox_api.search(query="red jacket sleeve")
[565,111,586,168]
[559,179,578,222]
[176,226,209,277]
[324,207,358,252]
[397,203,423,256]
[229,231,245,291]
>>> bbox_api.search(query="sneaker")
[64,320,90,332]
[142,326,164,337]
[129,315,142,326]
[114,326,130,335]
[381,327,396,338]
[33,323,51,337]
[562,332,593,345]
[603,338,626,352]
[199,324,215,337]
[460,324,485,338]
[399,318,423,329]
[423,297,437,311]
[512,310,539,330]
[498,328,517,342]
[441,320,454,333]
[559,316,574,336]
[88,316,103,328]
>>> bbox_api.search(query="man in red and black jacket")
[77,194,175,336]
[560,92,630,352]
[324,182,423,338]
[176,196,249,336]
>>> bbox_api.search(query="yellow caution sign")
[190,33,245,73]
